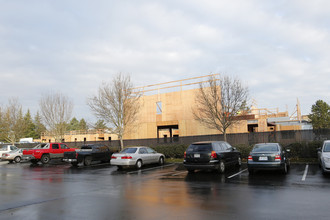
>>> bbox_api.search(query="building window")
[156,101,162,114]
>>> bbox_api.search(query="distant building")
[41,75,311,143]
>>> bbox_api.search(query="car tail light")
[184,151,186,158]
[248,155,253,161]
[121,156,132,159]
[211,151,217,159]
[275,155,281,161]
[111,156,117,159]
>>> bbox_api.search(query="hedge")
[151,144,187,158]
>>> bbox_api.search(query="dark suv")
[183,141,241,173]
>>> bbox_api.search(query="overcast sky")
[1,0,329,124]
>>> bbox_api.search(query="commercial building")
[41,75,311,143]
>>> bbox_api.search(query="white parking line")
[127,163,175,174]
[227,169,248,179]
[302,164,309,181]
[171,171,187,176]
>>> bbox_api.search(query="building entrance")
[157,125,179,143]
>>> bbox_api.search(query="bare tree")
[0,98,25,143]
[39,92,73,142]
[193,74,249,142]
[88,73,141,150]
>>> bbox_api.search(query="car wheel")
[158,157,164,166]
[282,162,288,174]
[218,161,225,173]
[136,160,142,169]
[14,156,21,163]
[41,154,50,164]
[237,156,242,167]
[84,156,92,166]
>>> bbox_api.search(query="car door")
[138,148,150,164]
[224,142,237,165]
[146,147,159,163]
[221,142,234,165]
[51,144,61,158]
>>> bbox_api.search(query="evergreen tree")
[94,119,107,130]
[67,117,80,131]
[23,110,38,139]
[34,111,46,139]
[79,118,88,130]
[309,100,330,129]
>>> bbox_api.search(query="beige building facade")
[41,75,310,143]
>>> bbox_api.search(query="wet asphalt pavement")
[0,160,329,220]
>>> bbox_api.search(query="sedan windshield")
[121,148,137,154]
[252,144,279,152]
[323,143,330,152]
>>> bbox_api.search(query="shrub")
[234,144,253,159]
[285,141,322,159]
[151,144,188,158]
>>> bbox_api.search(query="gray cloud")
[0,0,329,122]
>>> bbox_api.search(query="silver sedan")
[110,146,165,169]
[1,149,23,163]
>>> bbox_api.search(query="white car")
[110,146,165,169]
[2,149,23,163]
[318,140,330,174]
[0,145,18,159]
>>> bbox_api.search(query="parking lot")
[0,160,329,220]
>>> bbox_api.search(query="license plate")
[259,156,268,161]
[194,154,200,158]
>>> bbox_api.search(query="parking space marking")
[171,171,187,176]
[302,164,309,181]
[227,169,248,179]
[127,163,175,174]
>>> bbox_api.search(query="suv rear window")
[187,144,212,152]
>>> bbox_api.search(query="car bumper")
[322,160,330,172]
[63,158,77,163]
[1,158,14,161]
[247,161,283,170]
[22,155,36,160]
[183,160,219,170]
[110,159,137,166]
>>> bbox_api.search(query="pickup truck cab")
[0,145,18,159]
[23,143,75,164]
[63,144,111,166]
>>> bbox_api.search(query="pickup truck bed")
[63,144,111,166]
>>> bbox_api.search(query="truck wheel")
[41,154,50,164]
[84,156,92,166]
[14,156,21,163]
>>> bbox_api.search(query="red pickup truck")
[23,143,76,164]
